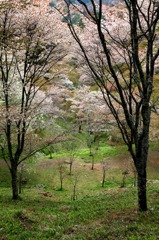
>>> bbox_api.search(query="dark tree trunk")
[135,140,148,211]
[11,166,19,200]
[121,174,126,188]
[60,174,63,190]
[78,122,82,133]
[60,180,63,190]
[102,170,105,187]
[69,162,73,175]
[91,155,94,170]
[137,168,147,211]
[72,185,77,200]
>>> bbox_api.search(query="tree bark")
[135,140,148,211]
[137,168,147,211]
[91,155,94,170]
[11,166,19,200]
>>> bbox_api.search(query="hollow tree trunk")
[10,166,19,200]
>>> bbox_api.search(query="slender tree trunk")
[91,155,94,170]
[73,185,76,200]
[78,121,82,133]
[60,172,63,190]
[69,162,72,175]
[49,150,52,159]
[102,170,105,187]
[11,166,19,200]
[121,174,126,188]
[60,179,63,190]
[89,144,92,157]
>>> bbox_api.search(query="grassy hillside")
[0,184,159,239]
[0,143,159,239]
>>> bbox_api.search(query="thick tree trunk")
[135,140,148,211]
[11,166,19,200]
[137,169,147,211]
[135,115,149,211]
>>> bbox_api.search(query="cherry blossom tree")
[68,86,112,134]
[59,0,159,211]
[0,1,65,199]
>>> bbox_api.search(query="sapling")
[101,160,109,188]
[70,169,80,200]
[121,169,129,188]
[56,159,67,191]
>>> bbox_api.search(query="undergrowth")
[0,184,159,239]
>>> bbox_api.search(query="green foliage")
[47,142,127,161]
[74,144,127,161]
[62,13,84,28]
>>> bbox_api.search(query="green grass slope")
[0,143,159,239]
[0,184,159,239]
